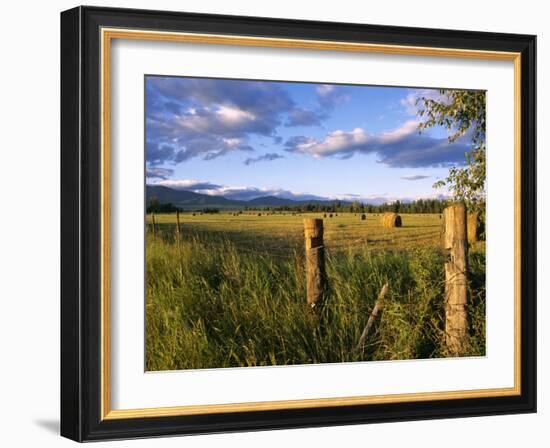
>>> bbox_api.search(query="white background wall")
[0,0,546,446]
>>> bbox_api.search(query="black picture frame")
[61,5,536,442]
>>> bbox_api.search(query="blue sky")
[145,76,474,203]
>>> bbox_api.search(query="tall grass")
[145,230,485,371]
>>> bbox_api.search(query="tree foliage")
[416,90,486,215]
[267,198,446,214]
[146,197,180,214]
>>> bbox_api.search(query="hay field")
[145,211,486,371]
[146,212,444,257]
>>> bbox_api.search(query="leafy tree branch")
[416,90,486,216]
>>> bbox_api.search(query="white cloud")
[216,105,256,124]
[289,128,368,158]
[177,105,258,135]
[285,120,471,168]
[316,84,350,109]
[146,77,295,163]
[316,84,336,96]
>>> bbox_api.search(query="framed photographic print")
[60,6,536,442]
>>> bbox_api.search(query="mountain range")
[146,185,354,209]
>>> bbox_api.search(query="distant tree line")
[146,198,221,214]
[267,198,446,214]
[146,198,179,214]
[147,196,447,214]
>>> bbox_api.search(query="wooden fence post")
[304,219,326,309]
[443,204,468,356]
[175,209,181,242]
[151,212,156,238]
[356,283,389,351]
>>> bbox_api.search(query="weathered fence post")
[151,212,156,238]
[304,219,326,309]
[175,209,181,242]
[443,204,468,356]
[356,283,389,351]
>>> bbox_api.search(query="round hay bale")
[381,212,402,228]
[323,213,327,218]
[329,213,333,218]
[361,213,367,221]
[258,213,262,216]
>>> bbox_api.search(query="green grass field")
[145,212,486,371]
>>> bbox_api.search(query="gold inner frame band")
[100,27,522,421]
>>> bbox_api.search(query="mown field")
[147,212,445,255]
[145,212,486,371]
